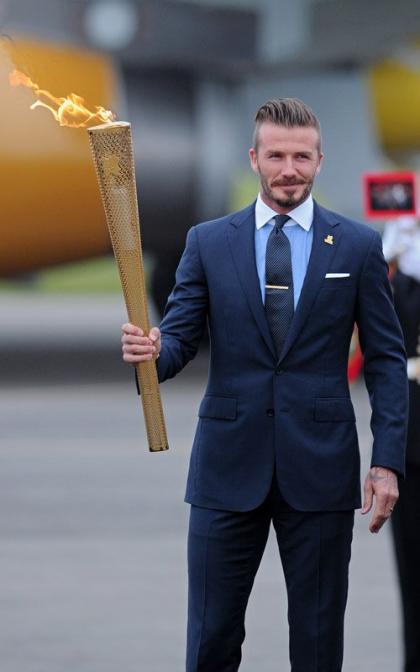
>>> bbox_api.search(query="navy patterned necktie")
[265,214,294,357]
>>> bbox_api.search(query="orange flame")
[9,68,116,128]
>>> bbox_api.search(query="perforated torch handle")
[87,121,168,452]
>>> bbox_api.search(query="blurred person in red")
[383,215,420,672]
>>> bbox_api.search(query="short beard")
[260,175,313,210]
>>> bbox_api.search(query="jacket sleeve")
[355,230,408,476]
[155,225,209,383]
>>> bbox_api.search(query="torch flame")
[9,68,116,128]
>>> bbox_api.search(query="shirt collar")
[255,192,314,231]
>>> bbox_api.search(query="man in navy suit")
[121,98,408,671]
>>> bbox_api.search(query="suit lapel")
[227,204,277,358]
[278,202,341,363]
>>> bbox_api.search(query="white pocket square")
[325,273,350,278]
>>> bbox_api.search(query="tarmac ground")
[1,294,403,671]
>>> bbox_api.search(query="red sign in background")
[363,171,417,219]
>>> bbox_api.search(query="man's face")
[249,122,323,213]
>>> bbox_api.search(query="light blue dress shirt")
[254,193,314,309]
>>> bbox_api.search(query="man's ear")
[315,152,324,175]
[249,147,259,175]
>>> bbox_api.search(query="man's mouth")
[274,183,302,191]
[272,182,304,189]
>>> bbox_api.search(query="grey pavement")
[1,293,403,671]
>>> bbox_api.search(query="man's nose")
[281,157,297,177]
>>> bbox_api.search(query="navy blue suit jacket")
[156,201,408,512]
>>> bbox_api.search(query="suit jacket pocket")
[320,278,355,288]
[198,395,237,420]
[314,397,355,422]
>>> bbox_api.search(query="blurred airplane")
[0,35,196,313]
[0,37,117,279]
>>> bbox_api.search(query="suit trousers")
[186,479,354,672]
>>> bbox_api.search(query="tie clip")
[265,284,289,290]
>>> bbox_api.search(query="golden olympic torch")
[9,68,169,452]
[87,122,168,452]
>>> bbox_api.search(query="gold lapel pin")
[324,234,334,245]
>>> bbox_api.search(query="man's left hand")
[361,466,399,534]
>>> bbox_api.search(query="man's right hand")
[121,323,161,364]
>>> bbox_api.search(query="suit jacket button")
[275,367,284,375]
[266,409,275,417]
